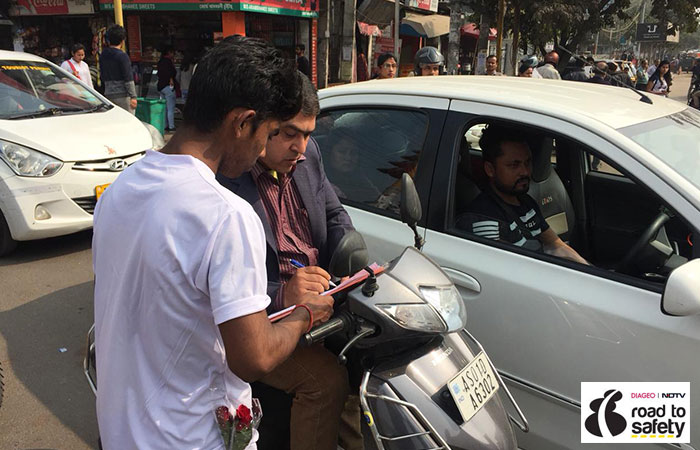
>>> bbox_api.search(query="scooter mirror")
[329,230,369,278]
[400,173,422,228]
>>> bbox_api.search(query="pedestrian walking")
[373,53,397,79]
[157,46,178,131]
[646,60,672,96]
[60,43,93,88]
[177,53,196,102]
[99,25,137,114]
[536,52,562,80]
[485,54,504,76]
[92,36,333,450]
[635,60,649,90]
[296,44,311,78]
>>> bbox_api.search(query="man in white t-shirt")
[60,43,94,88]
[92,36,334,450]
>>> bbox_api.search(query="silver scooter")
[297,174,528,450]
[83,175,528,450]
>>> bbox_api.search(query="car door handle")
[441,267,481,294]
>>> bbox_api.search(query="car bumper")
[0,162,124,241]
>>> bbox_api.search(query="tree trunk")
[510,0,520,76]
[447,1,463,75]
[474,13,492,74]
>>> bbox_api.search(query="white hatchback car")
[313,77,700,448]
[0,50,159,256]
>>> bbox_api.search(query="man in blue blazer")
[216,75,360,450]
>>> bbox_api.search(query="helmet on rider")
[414,46,444,76]
[519,55,538,69]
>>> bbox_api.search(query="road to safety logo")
[581,382,690,443]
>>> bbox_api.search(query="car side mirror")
[661,259,700,316]
[329,230,369,278]
[400,173,422,228]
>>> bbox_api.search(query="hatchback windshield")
[620,109,700,191]
[0,60,105,119]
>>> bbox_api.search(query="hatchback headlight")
[376,304,447,333]
[0,139,63,177]
[419,285,467,332]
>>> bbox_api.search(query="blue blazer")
[216,138,354,307]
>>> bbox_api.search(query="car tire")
[0,211,18,257]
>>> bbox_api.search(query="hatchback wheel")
[0,212,18,257]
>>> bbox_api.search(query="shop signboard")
[405,0,437,12]
[99,0,318,17]
[11,0,93,15]
[636,23,665,42]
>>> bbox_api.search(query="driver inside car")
[457,124,589,265]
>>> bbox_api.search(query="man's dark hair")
[377,53,395,67]
[296,44,305,52]
[586,55,595,63]
[183,36,302,133]
[486,54,497,61]
[479,124,529,163]
[299,72,319,117]
[71,43,85,55]
[106,25,126,46]
[574,56,586,68]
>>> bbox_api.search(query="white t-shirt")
[60,58,93,88]
[92,150,270,450]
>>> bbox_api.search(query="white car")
[313,76,700,448]
[0,50,161,256]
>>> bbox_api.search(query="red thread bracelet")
[295,304,313,333]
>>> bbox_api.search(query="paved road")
[0,73,694,450]
[0,231,97,449]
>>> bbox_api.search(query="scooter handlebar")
[302,316,348,346]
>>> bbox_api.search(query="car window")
[448,120,695,287]
[313,108,429,215]
[0,60,103,119]
[588,153,624,176]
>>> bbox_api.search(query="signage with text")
[99,0,317,16]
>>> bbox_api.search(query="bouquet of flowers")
[215,399,262,450]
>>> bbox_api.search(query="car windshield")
[620,109,700,191]
[0,60,104,119]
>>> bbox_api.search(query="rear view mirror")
[329,230,369,278]
[400,174,422,228]
[661,259,700,316]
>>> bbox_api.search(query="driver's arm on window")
[539,228,590,265]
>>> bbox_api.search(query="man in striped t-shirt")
[457,124,588,264]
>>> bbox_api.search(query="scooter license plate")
[447,351,499,423]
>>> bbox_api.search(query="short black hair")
[479,124,529,163]
[486,54,497,61]
[296,44,305,52]
[299,72,319,117]
[377,53,395,67]
[183,36,303,133]
[71,43,85,55]
[106,25,126,46]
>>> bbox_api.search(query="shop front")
[9,0,105,67]
[98,0,318,96]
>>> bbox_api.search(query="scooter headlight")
[419,285,467,332]
[376,304,446,333]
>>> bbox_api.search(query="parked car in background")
[313,76,700,449]
[0,50,162,256]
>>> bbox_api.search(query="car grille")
[72,151,146,172]
[73,196,97,215]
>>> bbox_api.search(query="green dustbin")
[135,98,166,137]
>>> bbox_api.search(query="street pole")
[113,0,124,26]
[394,0,400,67]
[594,32,599,56]
[638,0,646,58]
[496,0,505,70]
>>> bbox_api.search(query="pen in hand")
[290,259,337,288]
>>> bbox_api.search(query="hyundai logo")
[108,159,128,171]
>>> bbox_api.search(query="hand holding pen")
[290,259,337,287]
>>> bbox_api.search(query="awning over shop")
[401,13,449,38]
[461,23,497,40]
[357,21,382,37]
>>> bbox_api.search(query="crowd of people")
[370,46,682,98]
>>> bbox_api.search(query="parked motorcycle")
[84,174,528,450]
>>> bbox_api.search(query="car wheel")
[0,211,18,257]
